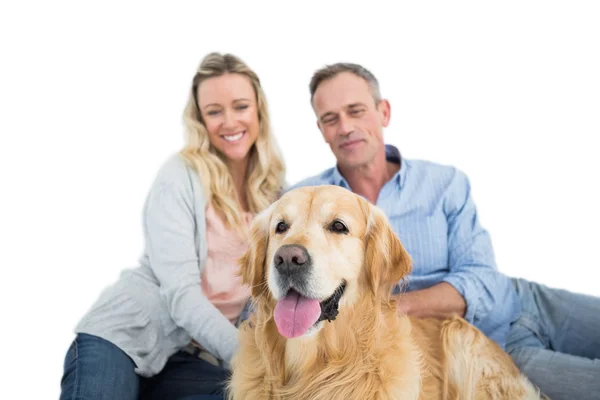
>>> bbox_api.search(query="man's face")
[312,72,390,170]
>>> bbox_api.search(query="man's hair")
[309,62,381,105]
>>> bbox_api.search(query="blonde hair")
[180,52,285,233]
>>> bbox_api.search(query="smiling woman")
[197,74,259,164]
[58,52,286,400]
[182,54,284,232]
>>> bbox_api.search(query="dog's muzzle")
[271,244,347,338]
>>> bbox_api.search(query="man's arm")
[396,282,466,318]
[397,168,509,328]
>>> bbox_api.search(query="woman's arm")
[142,156,240,366]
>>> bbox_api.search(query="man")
[286,62,600,400]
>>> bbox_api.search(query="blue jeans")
[507,278,600,400]
[60,333,228,400]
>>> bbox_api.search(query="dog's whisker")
[258,281,269,298]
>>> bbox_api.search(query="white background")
[1,1,599,398]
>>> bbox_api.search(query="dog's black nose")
[274,244,310,275]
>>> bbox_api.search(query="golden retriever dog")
[227,185,544,400]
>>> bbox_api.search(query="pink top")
[200,203,253,325]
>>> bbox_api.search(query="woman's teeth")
[223,132,244,142]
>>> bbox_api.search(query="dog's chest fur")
[229,304,425,400]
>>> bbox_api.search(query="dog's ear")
[238,206,272,298]
[364,203,412,297]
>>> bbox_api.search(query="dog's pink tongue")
[273,290,321,338]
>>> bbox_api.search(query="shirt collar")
[331,143,406,189]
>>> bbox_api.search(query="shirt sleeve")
[441,169,506,326]
[142,158,239,367]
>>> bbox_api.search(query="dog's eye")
[275,221,288,234]
[329,220,348,234]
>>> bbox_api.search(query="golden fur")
[228,185,544,400]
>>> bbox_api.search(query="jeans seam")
[530,287,552,348]
[73,336,79,400]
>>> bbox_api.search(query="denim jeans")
[59,333,229,400]
[506,278,600,400]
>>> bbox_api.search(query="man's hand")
[395,282,466,319]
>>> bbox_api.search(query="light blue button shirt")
[286,144,521,348]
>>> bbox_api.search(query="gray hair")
[309,62,381,105]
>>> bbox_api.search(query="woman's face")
[197,73,260,164]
